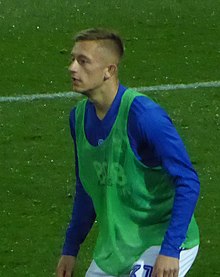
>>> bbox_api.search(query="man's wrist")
[160,242,181,259]
[62,245,79,257]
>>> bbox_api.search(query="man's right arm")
[57,179,96,276]
[56,108,96,277]
[62,178,96,256]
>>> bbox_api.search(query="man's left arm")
[137,103,200,276]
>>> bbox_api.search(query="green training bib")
[75,89,199,276]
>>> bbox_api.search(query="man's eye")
[79,59,88,65]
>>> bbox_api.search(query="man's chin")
[72,85,84,93]
[72,83,92,95]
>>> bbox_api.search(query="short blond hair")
[74,28,124,61]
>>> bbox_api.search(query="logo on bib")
[93,161,127,188]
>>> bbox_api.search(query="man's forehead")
[72,40,101,55]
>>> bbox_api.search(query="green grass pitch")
[0,1,220,276]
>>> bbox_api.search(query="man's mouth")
[72,77,81,83]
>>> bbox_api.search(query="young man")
[57,28,200,277]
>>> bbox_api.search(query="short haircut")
[74,28,124,61]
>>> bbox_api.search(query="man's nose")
[69,59,78,72]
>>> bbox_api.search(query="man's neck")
[88,80,119,120]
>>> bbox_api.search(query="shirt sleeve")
[62,108,96,256]
[130,96,200,259]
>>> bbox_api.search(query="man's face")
[69,40,108,94]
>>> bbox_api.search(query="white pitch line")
[0,91,79,103]
[0,80,220,103]
[133,80,220,92]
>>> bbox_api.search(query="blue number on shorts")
[130,264,141,277]
[130,264,153,277]
[144,265,153,277]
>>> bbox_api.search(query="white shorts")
[85,245,199,277]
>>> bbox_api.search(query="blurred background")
[0,1,219,276]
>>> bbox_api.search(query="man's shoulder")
[70,107,76,120]
[128,91,163,116]
[70,98,88,117]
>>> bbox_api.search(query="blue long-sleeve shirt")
[62,84,200,259]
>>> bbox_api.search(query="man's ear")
[104,64,117,81]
